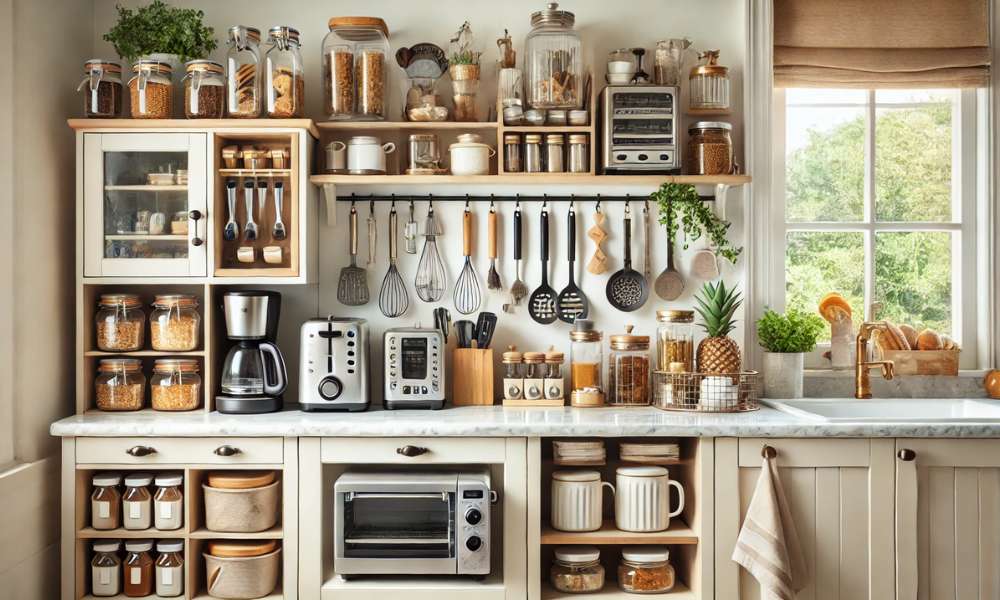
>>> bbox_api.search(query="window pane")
[875,89,957,104]
[874,232,952,335]
[786,89,867,105]
[786,231,865,341]
[785,106,865,222]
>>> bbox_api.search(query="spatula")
[528,206,557,324]
[336,203,369,306]
[556,205,588,323]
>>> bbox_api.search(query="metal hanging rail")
[337,192,715,203]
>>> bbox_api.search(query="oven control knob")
[465,535,482,551]
[638,153,648,161]
[465,508,483,525]
[318,377,343,401]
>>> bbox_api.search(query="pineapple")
[694,281,743,374]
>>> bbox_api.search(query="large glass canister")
[128,60,173,118]
[656,310,695,372]
[607,325,651,406]
[79,59,123,117]
[226,25,263,117]
[569,319,602,392]
[323,17,390,120]
[96,293,145,352]
[688,121,733,176]
[264,26,305,118]
[524,2,583,109]
[689,49,730,111]
[182,60,225,119]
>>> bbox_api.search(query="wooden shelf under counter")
[541,581,693,599]
[540,519,698,545]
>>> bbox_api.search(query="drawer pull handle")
[126,445,157,457]
[214,445,242,457]
[396,445,429,457]
[897,448,917,462]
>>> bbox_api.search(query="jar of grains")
[617,546,675,593]
[79,59,123,117]
[355,38,388,118]
[96,293,145,352]
[182,60,225,118]
[91,472,123,530]
[656,309,694,372]
[323,17,389,120]
[150,294,201,351]
[150,359,201,412]
[123,539,155,597]
[264,26,305,118]
[91,540,122,597]
[550,546,605,593]
[226,25,263,117]
[128,60,173,119]
[607,325,651,406]
[95,359,146,411]
[687,121,733,176]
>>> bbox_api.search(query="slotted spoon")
[378,203,409,317]
[606,204,649,312]
[336,203,369,306]
[529,206,557,324]
[556,205,589,323]
[453,207,482,315]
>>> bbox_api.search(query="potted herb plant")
[756,308,825,398]
[651,182,743,262]
[448,21,482,121]
[103,1,217,69]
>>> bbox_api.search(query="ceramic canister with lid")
[551,470,614,532]
[346,135,396,174]
[614,466,685,532]
[449,132,496,176]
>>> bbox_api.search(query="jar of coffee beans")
[78,59,123,117]
[687,121,733,176]
[183,60,225,119]
[128,60,173,119]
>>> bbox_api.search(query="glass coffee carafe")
[216,291,287,414]
[219,341,286,396]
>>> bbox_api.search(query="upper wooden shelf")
[539,519,698,545]
[317,120,498,131]
[310,173,751,186]
[68,118,319,138]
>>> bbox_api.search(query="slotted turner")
[337,203,369,306]
[606,204,648,312]
[556,205,589,323]
[529,206,557,324]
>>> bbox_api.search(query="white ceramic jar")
[614,466,685,532]
[551,470,614,532]
[347,135,395,174]
[449,133,496,176]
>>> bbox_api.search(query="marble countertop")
[50,402,1000,438]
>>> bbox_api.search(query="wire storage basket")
[652,371,760,412]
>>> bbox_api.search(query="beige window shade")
[774,0,990,88]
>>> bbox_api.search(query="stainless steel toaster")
[299,317,370,412]
[383,327,445,410]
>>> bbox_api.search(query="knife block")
[452,348,494,406]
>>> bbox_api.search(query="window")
[771,88,981,368]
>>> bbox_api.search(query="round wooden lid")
[207,539,278,558]
[206,470,276,489]
[328,16,389,37]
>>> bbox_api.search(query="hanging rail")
[337,193,715,203]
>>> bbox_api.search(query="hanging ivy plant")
[650,182,743,264]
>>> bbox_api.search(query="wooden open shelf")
[317,120,498,131]
[540,519,698,545]
[190,524,283,539]
[310,173,751,186]
[217,168,292,177]
[77,526,186,539]
[68,118,319,138]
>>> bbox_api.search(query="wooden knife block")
[453,348,495,406]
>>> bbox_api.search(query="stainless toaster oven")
[601,85,680,173]
[383,327,445,410]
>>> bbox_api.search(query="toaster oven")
[383,327,445,410]
[601,85,680,173]
[334,469,495,576]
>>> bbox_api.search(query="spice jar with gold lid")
[544,347,565,401]
[522,351,546,400]
[150,294,201,351]
[150,359,201,412]
[96,293,145,352]
[656,310,694,372]
[502,346,525,401]
[608,325,651,406]
[689,49,729,111]
[95,358,146,411]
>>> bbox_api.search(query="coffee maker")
[217,290,287,414]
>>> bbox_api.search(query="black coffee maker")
[216,291,287,414]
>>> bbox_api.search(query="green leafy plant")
[448,21,481,65]
[103,1,217,63]
[651,182,742,263]
[756,308,825,353]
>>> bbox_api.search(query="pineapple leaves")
[694,281,742,337]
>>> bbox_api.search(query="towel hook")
[761,445,777,459]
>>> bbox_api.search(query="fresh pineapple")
[694,281,743,374]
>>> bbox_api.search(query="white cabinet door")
[715,438,896,600]
[894,439,1000,600]
[82,132,208,277]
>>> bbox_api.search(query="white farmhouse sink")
[764,398,1000,422]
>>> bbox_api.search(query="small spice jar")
[153,472,184,530]
[545,134,565,173]
[96,293,145,352]
[79,59,123,117]
[544,348,565,400]
[522,351,546,400]
[128,60,173,119]
[502,346,525,400]
[264,26,305,118]
[123,539,155,597]
[656,310,695,372]
[154,539,185,597]
[150,294,201,351]
[608,325,651,406]
[689,49,730,111]
[567,134,588,173]
[524,133,543,173]
[91,540,122,597]
[550,546,605,593]
[618,546,675,594]
[123,473,153,530]
[183,60,225,118]
[504,133,523,173]
[95,359,146,412]
[151,359,202,412]
[91,472,123,530]
[226,25,263,117]
[688,121,733,176]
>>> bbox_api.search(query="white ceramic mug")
[347,136,395,174]
[614,466,685,532]
[551,470,614,532]
[325,140,347,171]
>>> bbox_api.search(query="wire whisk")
[379,202,409,318]
[415,201,447,303]
[454,203,482,315]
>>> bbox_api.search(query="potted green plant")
[448,21,482,121]
[651,182,743,262]
[756,308,825,398]
[103,1,217,69]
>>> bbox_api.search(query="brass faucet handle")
[880,360,895,380]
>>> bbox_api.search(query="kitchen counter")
[50,402,1000,438]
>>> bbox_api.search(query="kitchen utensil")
[487,205,502,291]
[433,307,451,343]
[453,207,482,315]
[404,200,418,254]
[654,238,685,301]
[257,180,267,213]
[224,180,239,241]
[395,43,449,79]
[614,466,685,532]
[378,204,409,318]
[509,204,529,306]
[474,312,498,349]
[366,200,377,266]
[528,206,557,324]
[272,182,286,240]
[415,203,447,302]
[606,205,649,312]
[691,234,720,280]
[456,320,475,348]
[551,470,613,532]
[556,205,589,323]
[642,199,652,283]
[243,181,257,241]
[299,318,370,412]
[336,203,369,306]
[587,205,608,274]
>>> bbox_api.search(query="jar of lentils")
[150,294,201,351]
[95,358,146,411]
[183,60,225,118]
[96,293,145,352]
[150,359,201,412]
[79,59,123,117]
[687,121,733,176]
[128,60,173,119]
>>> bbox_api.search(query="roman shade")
[774,0,990,88]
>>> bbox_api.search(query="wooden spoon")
[654,238,685,301]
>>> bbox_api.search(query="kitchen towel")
[732,452,807,600]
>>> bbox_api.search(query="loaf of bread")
[916,329,943,350]
[939,333,959,351]
[898,324,919,349]
[874,322,911,352]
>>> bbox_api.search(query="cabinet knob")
[189,209,204,247]
[214,445,242,457]
[396,445,429,458]
[126,445,156,457]
[897,448,917,462]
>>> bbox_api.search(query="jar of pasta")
[150,294,200,351]
[150,359,201,412]
[128,60,173,118]
[226,25,263,117]
[608,325,650,406]
[95,359,146,411]
[264,26,305,118]
[96,294,145,352]
[656,310,694,372]
[323,17,389,120]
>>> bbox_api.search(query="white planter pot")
[763,352,805,398]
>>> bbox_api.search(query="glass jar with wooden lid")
[608,325,651,406]
[96,293,145,352]
[569,319,603,406]
[128,60,173,118]
[522,351,546,400]
[689,49,729,110]
[226,25,263,117]
[264,26,305,118]
[95,358,146,411]
[323,17,390,120]
[502,346,525,400]
[150,294,200,351]
[182,60,225,119]
[544,347,565,400]
[688,121,733,176]
[656,310,694,372]
[79,59,123,118]
[150,359,201,412]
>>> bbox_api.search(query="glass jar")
[79,59,123,117]
[95,359,146,412]
[568,134,588,173]
[265,26,305,118]
[618,546,675,594]
[91,540,122,597]
[504,134,523,173]
[570,319,602,392]
[122,473,153,530]
[128,60,173,119]
[154,540,184,597]
[150,359,202,412]
[183,60,225,119]
[656,310,695,372]
[688,121,733,176]
[226,25,263,117]
[502,346,524,400]
[523,352,545,400]
[608,325,651,406]
[689,50,730,110]
[150,294,201,351]
[525,2,583,109]
[550,546,605,593]
[91,472,122,530]
[545,134,565,173]
[153,472,184,530]
[123,540,154,597]
[654,38,691,86]
[524,133,543,173]
[96,293,145,352]
[323,17,389,120]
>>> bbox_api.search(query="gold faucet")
[855,321,896,399]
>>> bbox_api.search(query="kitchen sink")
[763,398,1000,422]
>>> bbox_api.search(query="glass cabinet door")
[83,133,207,277]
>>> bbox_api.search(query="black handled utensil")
[433,306,451,343]
[455,320,475,348]
[556,205,589,323]
[606,204,649,312]
[528,206,557,324]
[474,312,498,349]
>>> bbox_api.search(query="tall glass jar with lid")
[79,59,123,117]
[323,17,389,120]
[656,310,694,372]
[524,2,583,109]
[264,26,305,118]
[607,325,651,406]
[151,359,202,412]
[182,60,225,118]
[226,25,262,117]
[569,319,602,392]
[128,60,173,118]
[689,50,730,110]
